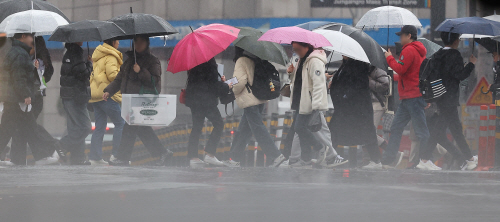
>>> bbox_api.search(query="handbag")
[218,74,236,115]
[307,110,322,132]
[139,76,159,95]
[280,83,291,97]
[382,111,395,133]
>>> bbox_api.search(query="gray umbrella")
[108,9,178,40]
[234,27,288,66]
[417,38,442,57]
[0,0,69,23]
[321,23,388,71]
[48,20,126,43]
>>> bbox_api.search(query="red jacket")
[386,41,427,100]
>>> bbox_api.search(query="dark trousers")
[294,113,323,162]
[60,99,92,162]
[421,105,472,161]
[0,102,56,163]
[187,106,224,159]
[116,124,165,162]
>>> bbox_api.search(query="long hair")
[187,58,218,85]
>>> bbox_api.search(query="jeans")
[60,99,92,162]
[89,99,125,161]
[421,105,471,162]
[229,104,281,162]
[294,113,323,162]
[382,97,429,165]
[187,106,224,159]
[116,124,166,162]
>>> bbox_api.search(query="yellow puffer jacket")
[89,43,123,103]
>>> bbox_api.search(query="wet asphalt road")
[0,166,499,222]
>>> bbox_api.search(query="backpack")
[245,57,281,100]
[418,51,446,103]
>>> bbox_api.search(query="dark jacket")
[386,41,427,100]
[185,59,229,108]
[433,48,475,107]
[0,39,35,103]
[60,43,92,102]
[104,49,161,96]
[492,61,500,90]
[329,59,376,146]
[33,36,54,89]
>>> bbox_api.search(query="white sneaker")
[462,155,478,171]
[321,155,349,168]
[279,159,290,168]
[109,155,117,162]
[35,151,60,165]
[362,161,383,170]
[204,155,224,166]
[222,159,240,168]
[383,151,404,169]
[0,160,14,166]
[190,158,206,169]
[416,159,442,171]
[270,154,286,167]
[311,159,318,164]
[289,159,312,169]
[89,159,109,166]
[316,146,328,165]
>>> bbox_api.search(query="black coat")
[0,39,36,103]
[60,43,92,102]
[329,59,377,146]
[433,48,475,107]
[185,59,229,108]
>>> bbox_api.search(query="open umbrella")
[295,21,333,31]
[49,20,126,43]
[109,8,178,40]
[417,38,442,57]
[234,27,288,66]
[313,29,369,64]
[321,23,388,71]
[435,17,500,36]
[0,9,68,37]
[0,0,69,23]
[167,24,240,74]
[258,26,331,48]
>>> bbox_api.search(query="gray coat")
[368,67,390,104]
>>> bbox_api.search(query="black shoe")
[109,159,130,166]
[71,160,91,165]
[156,149,174,166]
[54,141,67,163]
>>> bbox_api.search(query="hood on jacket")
[402,41,427,58]
[92,43,123,65]
[11,39,32,54]
[305,49,327,64]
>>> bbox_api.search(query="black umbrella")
[0,0,70,23]
[108,8,178,40]
[48,20,126,43]
[474,38,499,53]
[321,23,388,71]
[234,27,288,66]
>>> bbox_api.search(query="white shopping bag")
[121,94,177,126]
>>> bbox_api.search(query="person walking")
[105,35,173,166]
[59,42,93,165]
[89,38,125,163]
[223,47,285,167]
[417,32,477,171]
[382,25,429,168]
[0,33,63,165]
[184,58,232,168]
[328,56,383,169]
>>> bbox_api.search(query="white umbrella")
[0,9,68,37]
[355,6,422,29]
[313,29,370,64]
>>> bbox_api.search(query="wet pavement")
[0,166,499,222]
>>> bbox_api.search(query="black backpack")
[245,57,281,100]
[419,50,446,103]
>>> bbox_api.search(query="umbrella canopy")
[474,38,500,53]
[355,6,422,29]
[109,12,178,40]
[321,23,388,71]
[0,9,68,36]
[484,14,500,23]
[435,17,500,36]
[417,38,442,57]
[295,21,333,31]
[233,27,288,66]
[49,20,126,43]
[0,0,69,23]
[167,24,240,74]
[313,29,370,64]
[258,26,331,48]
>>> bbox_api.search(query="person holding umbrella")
[105,35,173,166]
[89,38,125,164]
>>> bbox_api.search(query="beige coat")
[289,50,328,114]
[232,57,266,109]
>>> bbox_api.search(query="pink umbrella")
[167,23,240,74]
[258,26,332,48]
